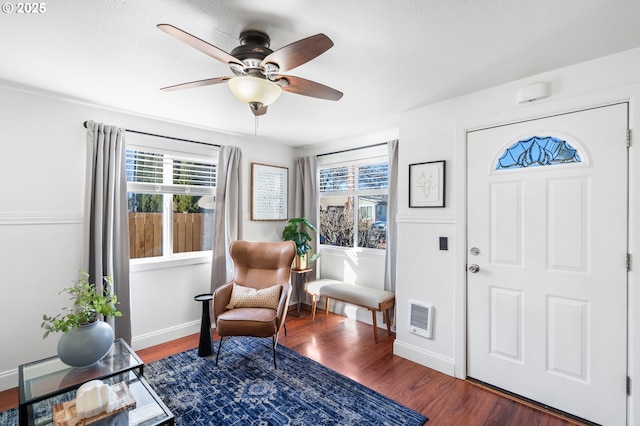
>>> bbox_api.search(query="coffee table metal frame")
[18,338,174,426]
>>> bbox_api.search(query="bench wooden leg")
[310,296,317,320]
[325,297,330,316]
[384,309,392,337]
[371,309,379,343]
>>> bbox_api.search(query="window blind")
[126,148,216,196]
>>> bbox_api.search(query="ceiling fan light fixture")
[227,76,282,107]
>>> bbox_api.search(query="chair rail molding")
[0,212,83,225]
[396,212,455,224]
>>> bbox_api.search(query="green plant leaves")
[41,271,121,339]
[282,217,320,263]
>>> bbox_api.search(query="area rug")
[0,337,428,425]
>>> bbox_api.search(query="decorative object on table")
[52,381,136,426]
[75,380,117,419]
[41,271,122,368]
[282,217,320,270]
[250,162,288,221]
[409,160,446,208]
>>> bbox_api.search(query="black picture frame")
[409,160,446,208]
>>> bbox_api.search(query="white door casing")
[467,103,628,425]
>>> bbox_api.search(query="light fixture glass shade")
[227,76,282,106]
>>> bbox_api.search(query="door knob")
[468,264,480,273]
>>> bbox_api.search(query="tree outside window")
[319,161,388,250]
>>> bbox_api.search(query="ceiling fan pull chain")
[255,116,258,136]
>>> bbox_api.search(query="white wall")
[395,47,640,422]
[0,83,296,391]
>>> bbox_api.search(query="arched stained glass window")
[495,136,582,170]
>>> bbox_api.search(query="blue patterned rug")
[0,337,428,425]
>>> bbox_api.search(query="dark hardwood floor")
[1,306,587,425]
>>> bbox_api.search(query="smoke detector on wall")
[517,82,550,104]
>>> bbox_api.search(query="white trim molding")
[393,340,455,376]
[0,368,17,395]
[396,212,455,224]
[0,213,82,225]
[131,320,200,351]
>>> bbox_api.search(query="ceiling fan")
[157,23,343,116]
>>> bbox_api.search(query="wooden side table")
[290,268,313,317]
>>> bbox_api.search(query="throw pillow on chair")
[226,283,282,310]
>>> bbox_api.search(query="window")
[318,145,388,250]
[496,135,582,170]
[126,138,217,260]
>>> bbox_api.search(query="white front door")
[467,103,628,425]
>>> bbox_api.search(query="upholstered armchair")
[212,240,296,368]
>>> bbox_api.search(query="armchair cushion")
[217,307,279,337]
[226,283,282,310]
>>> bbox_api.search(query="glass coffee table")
[18,339,174,426]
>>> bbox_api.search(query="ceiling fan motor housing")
[229,30,276,77]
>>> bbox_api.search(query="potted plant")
[282,217,320,270]
[41,271,122,367]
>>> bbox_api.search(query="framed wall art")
[409,160,445,208]
[251,162,288,221]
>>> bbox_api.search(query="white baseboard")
[0,368,17,392]
[393,339,455,376]
[131,320,200,352]
[316,300,389,329]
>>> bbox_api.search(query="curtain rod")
[83,121,221,148]
[317,141,388,157]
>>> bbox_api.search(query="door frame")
[453,86,640,423]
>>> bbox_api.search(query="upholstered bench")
[305,279,395,343]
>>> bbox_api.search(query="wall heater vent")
[409,300,434,339]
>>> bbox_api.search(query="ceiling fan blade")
[276,75,343,101]
[251,104,268,116]
[262,34,333,73]
[160,76,230,91]
[157,23,244,67]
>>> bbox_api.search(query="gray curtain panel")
[211,145,242,291]
[384,140,398,329]
[83,121,131,344]
[294,156,319,278]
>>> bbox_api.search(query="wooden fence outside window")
[128,212,205,258]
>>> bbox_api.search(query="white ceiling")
[2,0,640,147]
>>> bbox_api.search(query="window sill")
[130,251,212,272]
[319,245,386,256]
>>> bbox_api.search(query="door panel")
[548,178,589,271]
[467,103,628,425]
[547,296,589,382]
